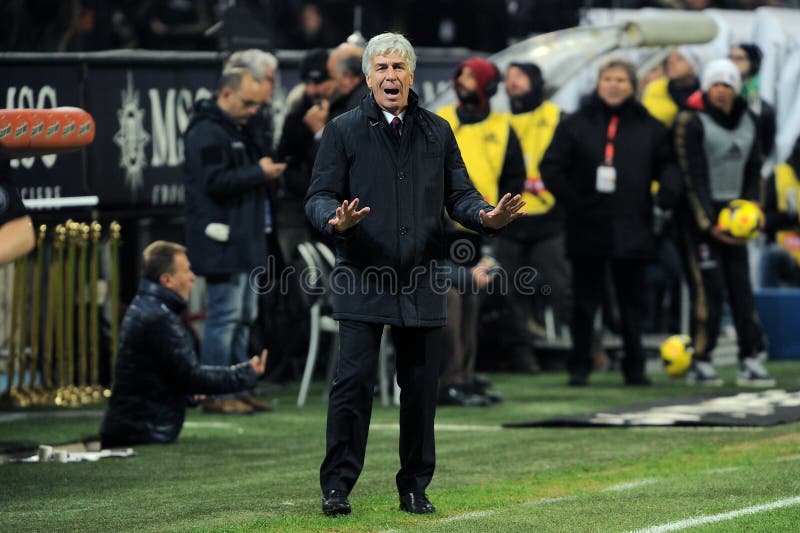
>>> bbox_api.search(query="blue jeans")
[202,273,258,373]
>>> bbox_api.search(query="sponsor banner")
[504,390,800,427]
[2,65,85,202]
[4,53,465,213]
[86,66,216,209]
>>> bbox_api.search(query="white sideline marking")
[440,510,495,523]
[603,479,659,492]
[775,454,800,462]
[626,496,800,533]
[702,467,742,475]
[431,496,578,527]
[370,423,501,432]
[523,496,577,506]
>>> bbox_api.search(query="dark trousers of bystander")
[569,257,647,382]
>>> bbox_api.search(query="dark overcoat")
[540,93,680,259]
[305,90,494,326]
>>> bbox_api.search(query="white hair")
[362,33,416,76]
[224,49,278,81]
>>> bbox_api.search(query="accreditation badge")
[595,165,616,193]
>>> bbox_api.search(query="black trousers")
[570,257,647,380]
[680,229,760,362]
[320,320,442,496]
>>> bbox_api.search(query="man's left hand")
[479,193,526,230]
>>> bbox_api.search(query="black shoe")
[399,492,435,514]
[437,386,489,407]
[322,489,351,516]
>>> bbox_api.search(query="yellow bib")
[642,77,679,128]
[774,163,800,266]
[437,104,509,204]
[506,101,560,215]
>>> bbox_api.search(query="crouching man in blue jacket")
[100,241,267,448]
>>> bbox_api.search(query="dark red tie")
[390,116,402,140]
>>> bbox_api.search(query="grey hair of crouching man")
[362,32,417,76]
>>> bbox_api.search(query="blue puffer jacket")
[100,280,256,447]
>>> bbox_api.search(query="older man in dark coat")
[305,32,524,517]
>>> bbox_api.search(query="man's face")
[366,53,414,114]
[305,77,336,104]
[729,47,751,78]
[707,83,737,113]
[597,66,634,107]
[666,51,696,83]
[161,252,196,301]
[220,74,263,124]
[455,66,478,100]
[505,66,531,98]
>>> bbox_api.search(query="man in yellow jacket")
[437,57,533,375]
[499,62,571,345]
[642,46,703,128]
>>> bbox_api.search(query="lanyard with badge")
[596,115,619,193]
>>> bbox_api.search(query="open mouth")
[384,87,400,96]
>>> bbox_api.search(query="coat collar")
[137,279,187,314]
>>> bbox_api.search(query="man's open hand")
[328,198,371,233]
[249,349,268,376]
[479,193,526,230]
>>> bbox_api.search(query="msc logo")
[113,71,150,194]
[78,121,92,136]
[46,123,60,137]
[14,123,28,138]
[0,124,11,139]
[62,121,76,137]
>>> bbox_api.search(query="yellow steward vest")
[505,101,560,215]
[775,163,800,266]
[642,77,679,128]
[437,104,509,204]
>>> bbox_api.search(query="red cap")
[454,58,499,109]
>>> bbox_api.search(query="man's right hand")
[328,198,371,233]
[259,157,287,179]
[249,349,268,376]
[304,100,330,134]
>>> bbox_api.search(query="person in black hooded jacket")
[100,241,267,448]
[541,57,680,387]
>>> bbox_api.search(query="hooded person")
[497,61,572,360]
[642,45,705,128]
[730,42,776,158]
[435,58,533,388]
[436,58,525,206]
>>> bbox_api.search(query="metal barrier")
[1,220,121,407]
